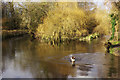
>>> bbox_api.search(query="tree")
[19,2,53,33]
[2,2,21,29]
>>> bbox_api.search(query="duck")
[70,56,76,66]
[71,56,75,62]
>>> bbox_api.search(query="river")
[2,35,120,78]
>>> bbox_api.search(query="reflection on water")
[2,35,120,78]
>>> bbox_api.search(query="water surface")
[2,35,120,78]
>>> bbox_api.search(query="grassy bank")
[109,47,120,56]
[79,33,99,41]
[2,30,28,39]
[104,40,120,56]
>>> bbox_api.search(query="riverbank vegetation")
[2,30,28,39]
[2,2,119,43]
[35,3,100,42]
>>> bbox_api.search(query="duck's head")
[72,56,75,59]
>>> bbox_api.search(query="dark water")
[2,35,120,78]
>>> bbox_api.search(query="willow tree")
[36,2,98,41]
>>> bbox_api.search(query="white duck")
[70,56,76,66]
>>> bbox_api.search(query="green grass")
[79,33,99,41]
[111,41,120,45]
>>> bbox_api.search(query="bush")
[36,2,98,41]
[93,9,111,35]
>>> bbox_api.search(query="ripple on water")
[45,52,104,66]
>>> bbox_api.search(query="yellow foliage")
[93,9,111,35]
[36,2,105,41]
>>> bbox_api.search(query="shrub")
[36,2,98,41]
